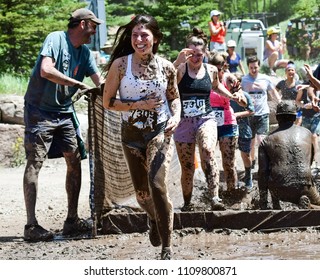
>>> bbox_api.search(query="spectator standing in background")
[226,39,246,75]
[299,22,313,61]
[208,10,226,52]
[285,21,298,59]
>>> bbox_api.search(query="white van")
[225,19,267,63]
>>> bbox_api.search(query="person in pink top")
[208,10,226,52]
[209,52,246,193]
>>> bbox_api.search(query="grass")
[0,74,29,96]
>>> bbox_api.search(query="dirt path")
[1,157,320,261]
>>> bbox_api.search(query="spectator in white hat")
[226,39,246,75]
[208,10,226,52]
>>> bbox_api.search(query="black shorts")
[24,102,78,161]
[121,121,167,150]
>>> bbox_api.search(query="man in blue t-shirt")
[23,8,103,242]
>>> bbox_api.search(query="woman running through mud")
[173,27,244,211]
[208,52,247,193]
[103,15,181,260]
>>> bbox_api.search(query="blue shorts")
[217,124,239,140]
[24,102,78,161]
[238,137,251,153]
[249,114,269,138]
[302,116,320,135]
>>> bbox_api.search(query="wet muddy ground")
[1,155,320,261]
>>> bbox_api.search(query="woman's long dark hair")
[104,14,163,71]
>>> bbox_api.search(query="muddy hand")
[165,116,180,135]
[174,48,195,67]
[142,93,164,112]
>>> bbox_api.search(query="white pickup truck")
[225,19,267,63]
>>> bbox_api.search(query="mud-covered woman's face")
[187,44,205,68]
[131,24,156,56]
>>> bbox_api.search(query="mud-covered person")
[102,15,181,260]
[173,28,244,211]
[258,101,320,209]
[208,52,247,194]
[23,8,103,242]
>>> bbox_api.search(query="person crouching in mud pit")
[258,100,320,209]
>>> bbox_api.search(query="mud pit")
[1,151,320,261]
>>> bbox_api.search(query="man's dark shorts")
[24,102,78,161]
[249,114,269,138]
[238,137,251,153]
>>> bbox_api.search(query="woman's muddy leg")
[122,144,155,218]
[147,134,174,248]
[196,119,220,198]
[175,141,196,205]
[219,136,238,191]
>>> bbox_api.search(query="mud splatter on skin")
[176,119,220,203]
[175,142,196,204]
[218,137,238,191]
[196,121,220,198]
[259,123,320,208]
[122,131,174,248]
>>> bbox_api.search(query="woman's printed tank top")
[178,63,212,117]
[119,54,170,130]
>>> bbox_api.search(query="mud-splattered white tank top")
[119,54,170,130]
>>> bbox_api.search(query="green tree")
[106,0,222,60]
[0,0,83,76]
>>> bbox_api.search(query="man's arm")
[90,72,103,87]
[40,56,92,90]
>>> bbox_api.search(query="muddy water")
[2,156,320,261]
[172,230,320,260]
[173,230,320,260]
[70,229,320,260]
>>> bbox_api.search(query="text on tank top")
[178,63,212,117]
[119,54,170,130]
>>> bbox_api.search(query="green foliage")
[11,137,25,167]
[0,0,85,76]
[0,0,318,80]
[0,74,28,95]
[293,0,319,18]
[106,0,318,61]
